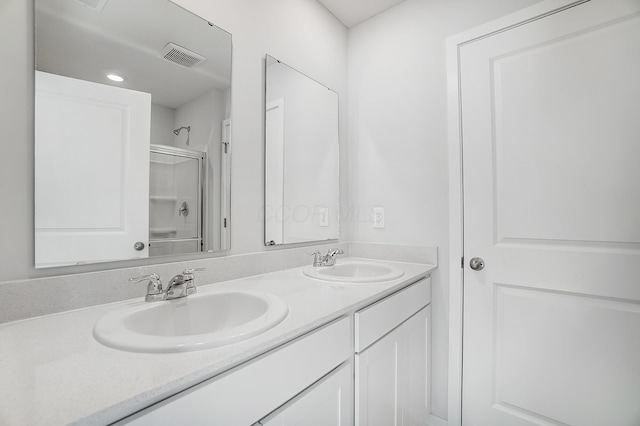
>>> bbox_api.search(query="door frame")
[445,1,588,424]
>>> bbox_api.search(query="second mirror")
[264,55,340,246]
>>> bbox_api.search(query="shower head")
[173,126,190,135]
[173,126,191,145]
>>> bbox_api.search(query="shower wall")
[151,103,174,147]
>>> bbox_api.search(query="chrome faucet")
[129,268,202,302]
[325,248,344,266]
[165,268,198,299]
[309,248,344,267]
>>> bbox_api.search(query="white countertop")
[0,258,435,425]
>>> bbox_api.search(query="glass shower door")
[148,145,205,257]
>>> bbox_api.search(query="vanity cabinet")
[119,317,351,425]
[355,277,431,426]
[117,276,431,426]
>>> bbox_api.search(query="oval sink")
[303,260,404,283]
[93,290,288,353]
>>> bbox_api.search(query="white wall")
[151,103,175,147]
[0,0,347,282]
[347,0,542,420]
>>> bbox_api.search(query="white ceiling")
[36,0,232,109]
[317,0,406,27]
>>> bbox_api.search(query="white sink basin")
[303,260,404,283]
[93,290,288,353]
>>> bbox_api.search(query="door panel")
[35,71,151,266]
[494,285,640,425]
[493,14,640,244]
[461,0,640,424]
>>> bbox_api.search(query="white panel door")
[461,1,640,425]
[35,71,151,266]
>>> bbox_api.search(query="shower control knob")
[469,257,485,271]
[134,241,145,251]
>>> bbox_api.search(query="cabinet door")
[259,363,352,426]
[356,306,429,426]
[356,325,404,426]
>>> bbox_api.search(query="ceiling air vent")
[160,43,206,68]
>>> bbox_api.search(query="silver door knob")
[469,257,485,271]
[134,241,145,251]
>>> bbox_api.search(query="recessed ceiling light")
[106,73,125,82]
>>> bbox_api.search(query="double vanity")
[0,257,434,425]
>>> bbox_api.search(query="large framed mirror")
[264,55,339,246]
[34,0,232,268]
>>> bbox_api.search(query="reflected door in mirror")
[35,71,150,267]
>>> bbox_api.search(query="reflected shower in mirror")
[34,0,232,268]
[264,55,339,246]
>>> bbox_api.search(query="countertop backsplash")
[0,242,436,324]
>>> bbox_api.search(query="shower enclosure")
[149,144,206,257]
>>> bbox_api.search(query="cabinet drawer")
[355,277,430,352]
[120,316,351,425]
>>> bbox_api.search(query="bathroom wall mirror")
[34,0,232,268]
[264,55,339,246]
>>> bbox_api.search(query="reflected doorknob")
[134,241,145,251]
[469,257,485,271]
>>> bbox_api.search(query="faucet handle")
[309,251,323,260]
[309,251,323,267]
[129,273,161,284]
[182,267,204,281]
[327,248,344,256]
[181,268,204,295]
[129,273,164,302]
[182,267,205,275]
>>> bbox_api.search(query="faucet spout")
[309,248,344,267]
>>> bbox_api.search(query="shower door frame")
[149,144,207,254]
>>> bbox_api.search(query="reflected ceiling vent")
[160,43,206,68]
[74,0,109,12]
